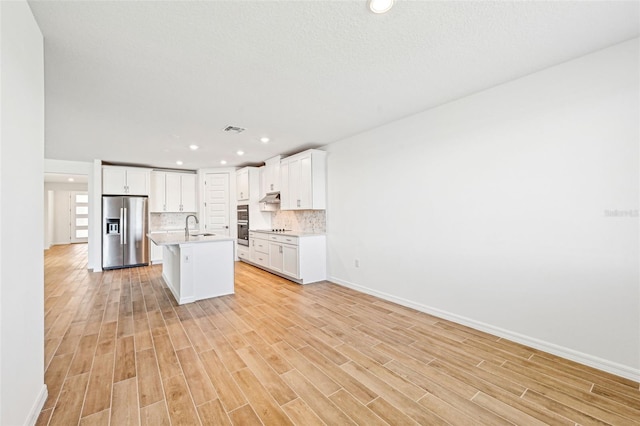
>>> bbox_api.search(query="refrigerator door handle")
[119,208,124,244]
[123,208,128,245]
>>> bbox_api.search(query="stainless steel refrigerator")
[102,196,149,269]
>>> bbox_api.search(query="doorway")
[44,173,89,247]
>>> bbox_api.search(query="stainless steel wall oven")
[237,204,249,246]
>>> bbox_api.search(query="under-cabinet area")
[238,230,326,284]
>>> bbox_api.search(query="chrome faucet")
[185,214,199,237]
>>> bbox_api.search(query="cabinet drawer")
[252,239,269,254]
[237,246,250,261]
[266,234,298,245]
[252,252,269,267]
[249,231,268,240]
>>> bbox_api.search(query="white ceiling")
[28,1,639,171]
[44,173,88,184]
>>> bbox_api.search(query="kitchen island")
[148,233,235,305]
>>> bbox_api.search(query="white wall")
[44,191,54,249]
[52,191,70,245]
[325,38,639,380]
[0,1,47,424]
[44,159,92,175]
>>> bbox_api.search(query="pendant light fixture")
[369,0,394,14]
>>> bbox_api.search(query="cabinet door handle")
[279,246,283,254]
[297,199,301,207]
[270,183,274,190]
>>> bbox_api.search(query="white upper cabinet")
[180,174,197,212]
[150,171,197,212]
[150,172,166,211]
[102,166,150,195]
[258,166,277,212]
[263,155,281,194]
[236,168,249,201]
[165,172,182,211]
[280,149,326,210]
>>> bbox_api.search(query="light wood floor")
[37,243,639,425]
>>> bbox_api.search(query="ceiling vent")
[223,125,246,134]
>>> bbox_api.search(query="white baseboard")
[329,276,640,383]
[26,385,48,426]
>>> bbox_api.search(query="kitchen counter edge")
[249,230,326,237]
[148,233,236,246]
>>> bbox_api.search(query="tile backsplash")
[271,210,326,233]
[151,210,326,233]
[150,212,195,231]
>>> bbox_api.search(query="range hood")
[259,192,280,204]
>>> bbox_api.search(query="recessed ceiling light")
[369,0,394,13]
[237,150,244,156]
[220,160,227,165]
[176,160,183,165]
[260,137,270,143]
[67,177,74,182]
[189,144,199,150]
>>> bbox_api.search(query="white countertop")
[148,233,235,246]
[250,229,325,237]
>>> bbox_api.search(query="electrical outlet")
[355,259,360,268]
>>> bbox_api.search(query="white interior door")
[204,173,230,236]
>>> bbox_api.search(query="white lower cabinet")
[268,241,284,272]
[250,233,270,267]
[236,245,250,262]
[246,231,325,284]
[282,244,299,278]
